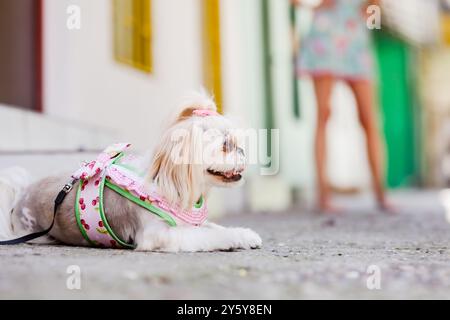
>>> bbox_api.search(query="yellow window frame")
[202,0,223,113]
[113,0,152,73]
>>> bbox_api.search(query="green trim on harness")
[98,153,136,248]
[98,175,136,249]
[104,180,177,227]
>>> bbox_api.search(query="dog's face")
[150,93,246,208]
[201,123,246,188]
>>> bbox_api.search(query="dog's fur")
[0,93,262,252]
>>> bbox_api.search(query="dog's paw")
[232,228,262,249]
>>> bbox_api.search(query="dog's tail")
[0,167,32,240]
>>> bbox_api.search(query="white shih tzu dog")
[0,92,262,252]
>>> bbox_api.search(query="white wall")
[220,0,265,129]
[44,0,203,152]
[219,0,264,210]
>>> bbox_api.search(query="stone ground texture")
[0,191,449,299]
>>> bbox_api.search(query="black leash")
[0,179,77,245]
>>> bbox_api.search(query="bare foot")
[316,201,344,215]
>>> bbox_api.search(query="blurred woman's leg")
[347,79,389,210]
[313,75,336,212]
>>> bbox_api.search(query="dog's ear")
[176,91,217,122]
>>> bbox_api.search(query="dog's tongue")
[225,170,240,178]
[224,168,244,178]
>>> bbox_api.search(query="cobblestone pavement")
[1,191,449,299]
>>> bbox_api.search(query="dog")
[0,92,262,252]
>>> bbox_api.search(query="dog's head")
[150,92,246,209]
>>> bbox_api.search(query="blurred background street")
[1,0,450,299]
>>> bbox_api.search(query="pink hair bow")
[192,109,219,117]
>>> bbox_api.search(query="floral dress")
[298,0,375,81]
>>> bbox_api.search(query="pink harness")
[71,143,208,249]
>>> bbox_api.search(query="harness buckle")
[63,184,73,193]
